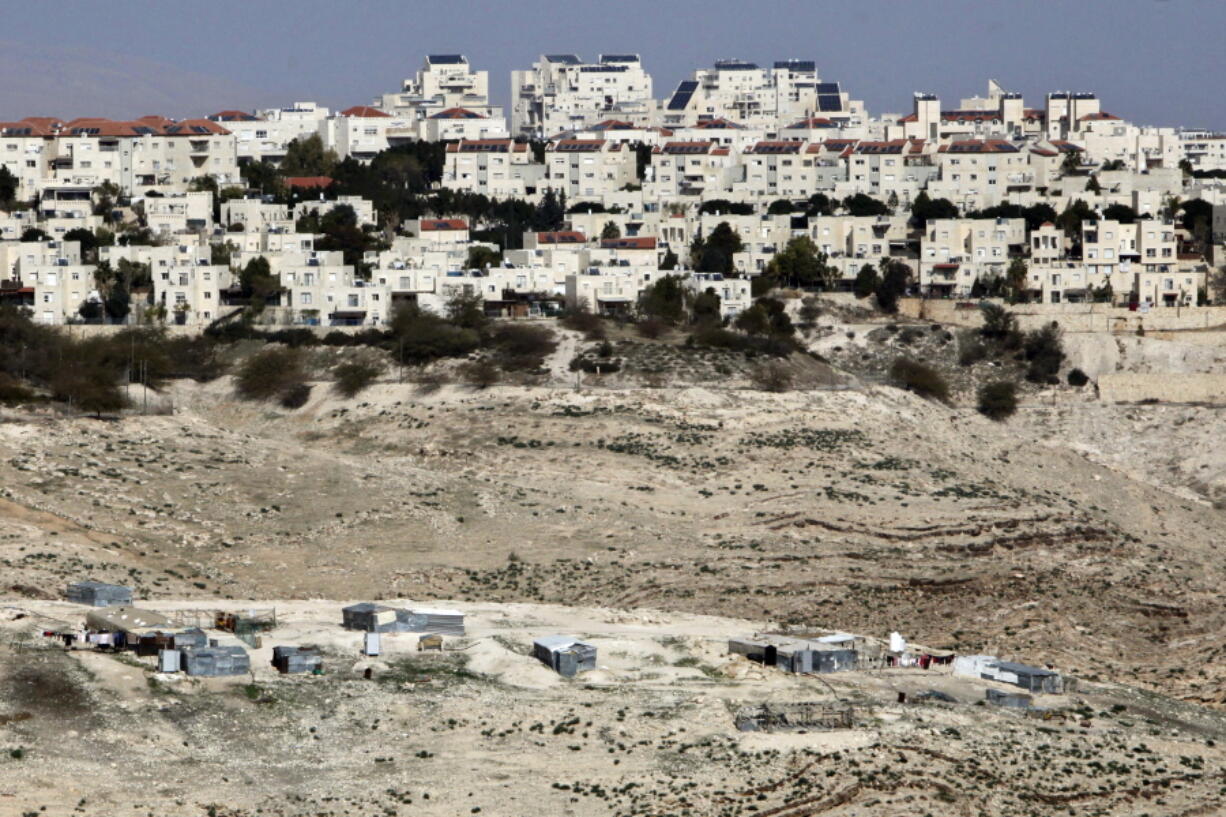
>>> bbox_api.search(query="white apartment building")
[49,117,239,196]
[0,119,56,201]
[565,265,661,315]
[322,106,414,162]
[928,139,1032,211]
[144,191,213,236]
[544,139,637,201]
[374,55,504,128]
[1181,130,1226,173]
[682,272,752,317]
[660,60,861,131]
[215,102,330,166]
[512,54,654,138]
[919,217,1026,296]
[442,139,543,198]
[645,141,741,199]
[294,196,377,230]
[221,198,291,229]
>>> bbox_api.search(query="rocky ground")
[2,599,1225,817]
[2,305,1226,814]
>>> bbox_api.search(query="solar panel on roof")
[428,54,465,64]
[817,94,842,112]
[816,82,840,95]
[774,60,816,72]
[580,65,627,73]
[191,125,210,134]
[600,54,639,63]
[546,54,581,64]
[715,60,758,70]
[133,126,155,135]
[667,80,699,111]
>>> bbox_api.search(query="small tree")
[1023,321,1065,383]
[889,358,950,403]
[875,260,912,314]
[1005,257,1029,303]
[977,380,1018,420]
[460,358,500,389]
[853,263,880,299]
[750,361,794,393]
[638,274,687,325]
[600,221,621,240]
[332,360,383,398]
[465,245,501,270]
[234,347,308,403]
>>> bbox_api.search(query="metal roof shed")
[67,581,132,607]
[533,636,597,678]
[182,646,251,677]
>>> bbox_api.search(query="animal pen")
[735,702,856,732]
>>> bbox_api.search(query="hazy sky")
[3,0,1223,128]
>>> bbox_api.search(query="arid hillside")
[2,367,1224,709]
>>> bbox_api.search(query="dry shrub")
[460,358,501,389]
[235,347,307,404]
[750,361,794,393]
[889,357,950,403]
[332,359,383,398]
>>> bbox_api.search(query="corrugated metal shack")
[182,646,251,677]
[67,582,132,607]
[728,636,857,675]
[341,603,465,635]
[342,603,411,633]
[533,636,597,678]
[954,655,1069,694]
[272,645,323,674]
[85,606,172,636]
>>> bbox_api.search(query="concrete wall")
[1098,373,1226,404]
[899,298,1226,334]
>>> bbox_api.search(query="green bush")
[332,360,383,398]
[559,306,606,340]
[889,358,950,403]
[1023,322,1065,383]
[460,358,500,389]
[234,347,308,403]
[491,324,557,371]
[750,362,793,393]
[977,380,1018,420]
[1067,368,1089,387]
[279,383,312,409]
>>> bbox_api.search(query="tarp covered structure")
[533,635,597,677]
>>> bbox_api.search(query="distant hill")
[0,39,280,120]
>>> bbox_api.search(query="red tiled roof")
[164,118,230,136]
[786,117,837,129]
[341,105,391,118]
[21,116,62,129]
[536,230,587,244]
[1079,112,1120,121]
[420,218,468,231]
[448,139,525,153]
[591,119,636,130]
[600,236,656,250]
[549,139,605,152]
[211,110,258,121]
[286,176,334,189]
[659,141,716,154]
[429,107,485,120]
[692,118,743,130]
[749,141,802,153]
[938,139,1019,154]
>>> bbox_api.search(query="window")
[300,292,312,305]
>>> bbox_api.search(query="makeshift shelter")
[986,688,1033,709]
[342,603,410,633]
[341,603,466,635]
[272,645,323,674]
[182,646,250,677]
[533,636,597,677]
[728,636,857,674]
[404,608,465,636]
[85,606,172,636]
[954,655,1067,694]
[67,582,132,607]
